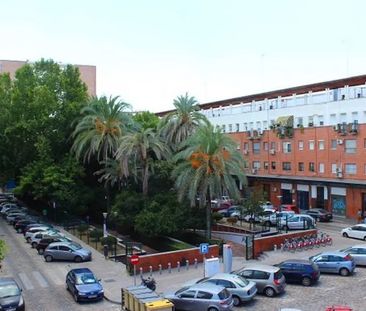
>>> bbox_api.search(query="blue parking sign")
[199,243,209,254]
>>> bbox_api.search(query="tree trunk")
[142,161,149,196]
[206,188,212,240]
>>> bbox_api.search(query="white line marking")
[32,271,48,288]
[18,272,34,290]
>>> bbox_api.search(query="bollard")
[158,264,162,275]
[186,260,189,270]
[177,261,180,272]
[274,244,277,251]
[149,266,153,277]
[139,267,143,277]
[280,243,284,250]
[194,258,198,269]
[168,262,171,273]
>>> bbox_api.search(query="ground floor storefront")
[250,176,366,221]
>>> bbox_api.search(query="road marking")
[32,271,48,288]
[18,272,34,290]
[42,268,63,285]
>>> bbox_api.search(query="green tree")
[133,111,160,130]
[0,240,7,265]
[71,96,132,163]
[172,123,247,239]
[241,186,266,229]
[159,93,208,147]
[115,127,171,196]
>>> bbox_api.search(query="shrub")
[100,236,117,247]
[212,212,223,223]
[227,217,238,225]
[77,224,89,234]
[89,228,103,241]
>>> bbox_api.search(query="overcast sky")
[1,0,365,112]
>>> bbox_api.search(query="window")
[308,116,314,126]
[271,162,276,170]
[243,123,248,131]
[282,162,291,171]
[330,113,337,125]
[253,142,260,154]
[298,141,304,151]
[264,161,269,170]
[240,270,253,278]
[243,143,249,151]
[298,162,304,171]
[318,115,324,126]
[345,139,357,154]
[345,163,357,174]
[319,163,325,173]
[196,291,213,299]
[263,142,269,151]
[216,279,235,288]
[270,142,276,150]
[252,161,260,169]
[297,117,303,127]
[235,123,239,132]
[59,246,70,251]
[222,125,226,133]
[309,140,315,150]
[228,124,232,132]
[309,162,315,172]
[282,142,292,153]
[331,163,337,173]
[331,139,337,150]
[180,290,196,298]
[318,140,325,150]
[252,271,270,280]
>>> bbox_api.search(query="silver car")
[280,214,316,230]
[340,245,366,266]
[232,264,286,297]
[191,273,257,306]
[310,251,355,276]
[165,283,233,311]
[44,242,91,262]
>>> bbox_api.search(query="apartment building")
[158,75,366,220]
[0,59,96,97]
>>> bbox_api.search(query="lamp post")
[103,212,108,238]
[277,195,282,212]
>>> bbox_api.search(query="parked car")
[44,242,92,262]
[165,283,233,311]
[280,214,316,230]
[187,273,257,306]
[232,208,274,223]
[309,251,355,276]
[6,212,27,224]
[66,268,103,302]
[14,220,38,233]
[0,277,25,311]
[341,224,366,240]
[218,206,242,218]
[232,264,286,297]
[304,208,333,222]
[25,226,56,242]
[339,245,366,266]
[325,306,352,311]
[30,231,65,248]
[278,204,300,214]
[260,201,275,210]
[275,259,320,286]
[23,223,53,235]
[36,236,74,255]
[263,211,295,226]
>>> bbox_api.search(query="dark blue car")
[0,277,25,311]
[66,268,104,302]
[276,259,320,286]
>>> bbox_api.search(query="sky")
[1,0,366,112]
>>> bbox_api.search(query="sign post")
[130,255,140,286]
[199,243,209,277]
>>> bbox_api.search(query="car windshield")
[234,275,249,287]
[0,284,20,298]
[76,273,97,285]
[69,243,82,250]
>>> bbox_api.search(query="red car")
[277,204,300,214]
[325,306,352,311]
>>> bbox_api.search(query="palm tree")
[160,93,208,146]
[115,127,171,196]
[172,123,247,239]
[71,96,132,163]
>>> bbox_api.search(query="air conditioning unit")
[337,139,343,145]
[270,149,276,155]
[336,167,343,178]
[257,129,263,135]
[251,168,257,174]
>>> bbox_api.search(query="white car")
[25,227,54,242]
[29,231,65,248]
[263,211,295,226]
[341,224,366,240]
[280,214,316,230]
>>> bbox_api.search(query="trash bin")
[144,299,174,311]
[134,292,159,311]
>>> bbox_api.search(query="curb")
[104,294,122,305]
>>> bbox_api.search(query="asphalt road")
[0,219,120,311]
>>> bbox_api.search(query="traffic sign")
[130,254,140,265]
[199,243,209,254]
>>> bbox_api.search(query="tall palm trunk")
[206,188,212,240]
[142,160,149,196]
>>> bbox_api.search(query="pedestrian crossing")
[16,266,69,291]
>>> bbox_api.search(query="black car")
[304,208,333,222]
[36,236,70,255]
[14,220,38,233]
[0,277,25,311]
[275,259,320,286]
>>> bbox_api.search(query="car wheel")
[31,242,37,248]
[232,295,241,306]
[302,276,311,286]
[38,248,44,255]
[74,256,82,263]
[340,268,350,276]
[45,255,53,262]
[26,237,31,243]
[208,308,219,311]
[264,287,275,297]
[342,232,349,238]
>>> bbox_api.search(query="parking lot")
[0,210,365,311]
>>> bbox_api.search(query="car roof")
[237,264,279,273]
[349,245,366,249]
[48,241,76,247]
[0,277,19,287]
[315,251,347,256]
[70,268,92,275]
[209,273,243,281]
[281,259,312,264]
[186,283,225,294]
[352,224,366,227]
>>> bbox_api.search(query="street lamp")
[103,212,108,238]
